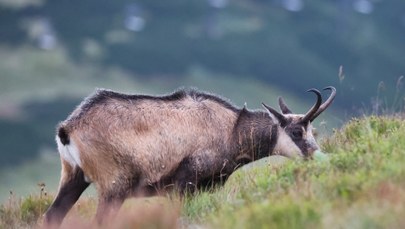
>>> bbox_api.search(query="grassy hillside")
[1,115,404,228]
[184,115,405,228]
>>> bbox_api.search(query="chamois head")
[262,86,336,158]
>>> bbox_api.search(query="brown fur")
[44,87,333,227]
[66,90,238,191]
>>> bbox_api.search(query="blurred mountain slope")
[0,0,403,199]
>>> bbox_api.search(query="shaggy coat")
[44,87,335,227]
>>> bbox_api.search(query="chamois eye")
[291,129,303,139]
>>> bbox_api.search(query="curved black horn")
[300,88,322,124]
[310,86,336,122]
[262,103,287,125]
[278,97,292,114]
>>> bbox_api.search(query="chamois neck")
[233,108,278,165]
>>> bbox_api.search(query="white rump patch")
[274,126,303,158]
[56,136,82,168]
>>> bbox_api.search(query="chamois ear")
[262,103,287,126]
[278,97,292,114]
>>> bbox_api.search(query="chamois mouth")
[262,154,297,167]
[271,151,305,160]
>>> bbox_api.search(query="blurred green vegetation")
[2,1,405,107]
[0,0,404,202]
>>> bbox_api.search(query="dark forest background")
[1,0,404,201]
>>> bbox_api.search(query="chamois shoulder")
[234,107,273,129]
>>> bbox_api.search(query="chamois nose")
[306,144,319,157]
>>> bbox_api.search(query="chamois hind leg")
[95,194,126,225]
[94,176,139,224]
[44,159,90,228]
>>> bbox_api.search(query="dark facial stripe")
[287,125,310,156]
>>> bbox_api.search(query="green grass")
[3,116,400,228]
[0,185,53,229]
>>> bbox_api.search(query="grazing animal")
[44,86,336,227]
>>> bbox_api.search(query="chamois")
[45,86,336,227]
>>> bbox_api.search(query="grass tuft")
[0,186,53,228]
